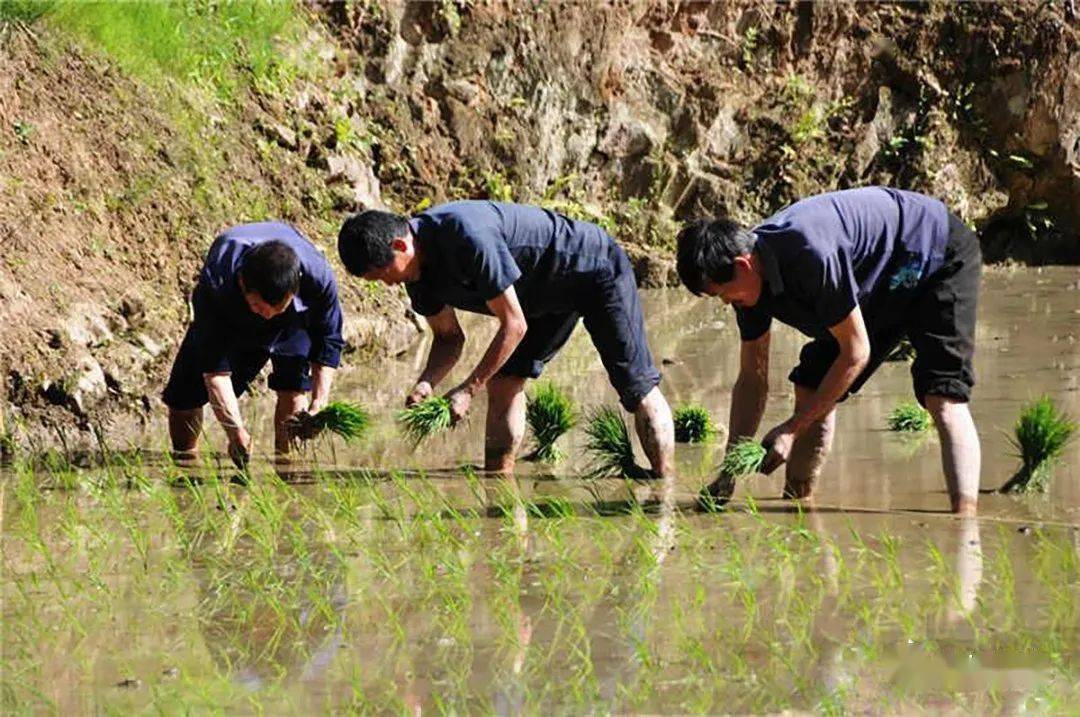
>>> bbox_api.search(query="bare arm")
[204,372,251,464]
[728,331,771,445]
[409,307,466,403]
[787,305,870,434]
[455,285,527,395]
[308,364,336,414]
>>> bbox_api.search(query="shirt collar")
[754,234,785,294]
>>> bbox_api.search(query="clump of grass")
[525,382,576,463]
[673,404,715,443]
[887,401,932,432]
[397,397,453,446]
[311,401,370,442]
[719,439,767,479]
[584,406,647,479]
[999,396,1076,494]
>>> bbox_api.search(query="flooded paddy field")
[3,268,1078,714]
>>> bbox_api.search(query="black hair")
[675,218,757,295]
[239,240,301,305]
[337,210,410,276]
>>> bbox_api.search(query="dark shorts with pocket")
[789,213,981,404]
[161,324,313,411]
[497,243,661,412]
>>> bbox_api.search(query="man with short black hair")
[338,201,675,479]
[677,187,981,515]
[164,222,345,466]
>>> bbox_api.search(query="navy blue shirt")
[405,201,619,317]
[192,222,344,372]
[735,187,950,341]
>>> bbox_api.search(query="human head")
[675,218,762,308]
[337,210,420,285]
[239,240,300,319]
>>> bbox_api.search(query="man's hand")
[285,410,323,442]
[446,384,474,425]
[406,380,434,408]
[761,419,798,475]
[227,427,253,469]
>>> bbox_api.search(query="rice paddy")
[3,270,1078,713]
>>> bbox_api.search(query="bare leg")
[168,407,203,460]
[274,390,310,459]
[632,386,675,480]
[783,385,836,500]
[485,375,528,473]
[925,394,980,516]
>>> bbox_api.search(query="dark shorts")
[789,213,981,404]
[162,325,313,411]
[498,244,662,412]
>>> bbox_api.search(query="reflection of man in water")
[337,202,674,479]
[678,188,981,515]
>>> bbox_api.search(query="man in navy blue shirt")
[163,222,345,466]
[337,201,675,479]
[677,187,981,515]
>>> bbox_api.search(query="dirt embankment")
[2,2,1079,449]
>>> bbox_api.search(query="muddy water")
[3,268,1079,714]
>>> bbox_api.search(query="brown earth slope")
[1,1,1078,450]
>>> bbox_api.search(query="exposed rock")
[64,303,114,348]
[258,119,299,151]
[326,154,384,210]
[624,244,678,289]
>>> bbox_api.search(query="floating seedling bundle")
[999,396,1075,494]
[887,401,932,432]
[583,406,649,480]
[397,396,453,446]
[525,382,576,463]
[673,403,716,443]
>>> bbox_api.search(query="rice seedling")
[887,401,932,432]
[397,396,453,446]
[673,403,716,443]
[999,396,1076,494]
[308,401,371,442]
[583,406,649,480]
[524,382,576,462]
[720,439,767,478]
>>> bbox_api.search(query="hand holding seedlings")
[397,396,454,446]
[406,380,434,407]
[227,427,252,469]
[291,401,371,443]
[446,385,473,425]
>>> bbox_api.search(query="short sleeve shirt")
[406,201,618,317]
[735,187,951,341]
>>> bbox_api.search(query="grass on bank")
[999,396,1076,494]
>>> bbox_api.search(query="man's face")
[243,289,293,319]
[701,254,762,308]
[362,234,419,285]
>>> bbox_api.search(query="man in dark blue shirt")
[163,222,345,466]
[337,201,675,479]
[677,187,981,515]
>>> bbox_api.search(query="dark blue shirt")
[405,201,619,317]
[192,222,344,372]
[735,187,950,341]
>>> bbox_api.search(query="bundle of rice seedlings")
[999,396,1076,494]
[718,438,767,479]
[584,406,648,479]
[525,382,576,463]
[310,401,371,442]
[887,401,932,432]
[673,403,715,443]
[397,396,453,446]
